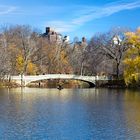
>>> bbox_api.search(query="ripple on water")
[0,88,140,140]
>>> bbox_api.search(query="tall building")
[81,37,88,48]
[74,37,88,51]
[41,27,69,44]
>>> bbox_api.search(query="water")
[0,88,140,140]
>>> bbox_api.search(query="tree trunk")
[116,62,120,79]
[80,62,84,76]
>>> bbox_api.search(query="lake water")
[0,88,140,140]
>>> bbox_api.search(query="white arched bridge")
[9,74,108,87]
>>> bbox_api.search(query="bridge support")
[20,74,26,87]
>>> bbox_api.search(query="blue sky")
[0,0,140,40]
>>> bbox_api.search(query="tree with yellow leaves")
[16,54,38,75]
[124,28,140,86]
[16,54,24,73]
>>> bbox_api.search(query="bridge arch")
[24,76,96,87]
[26,79,96,88]
[11,74,97,87]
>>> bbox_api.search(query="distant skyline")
[0,0,140,40]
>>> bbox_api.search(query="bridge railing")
[10,74,109,81]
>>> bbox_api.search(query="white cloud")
[46,0,140,32]
[1,1,140,32]
[46,21,77,32]
[0,5,17,15]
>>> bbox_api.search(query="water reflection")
[0,88,140,139]
[124,90,140,138]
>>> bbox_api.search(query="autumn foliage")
[124,28,140,86]
[0,25,140,87]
